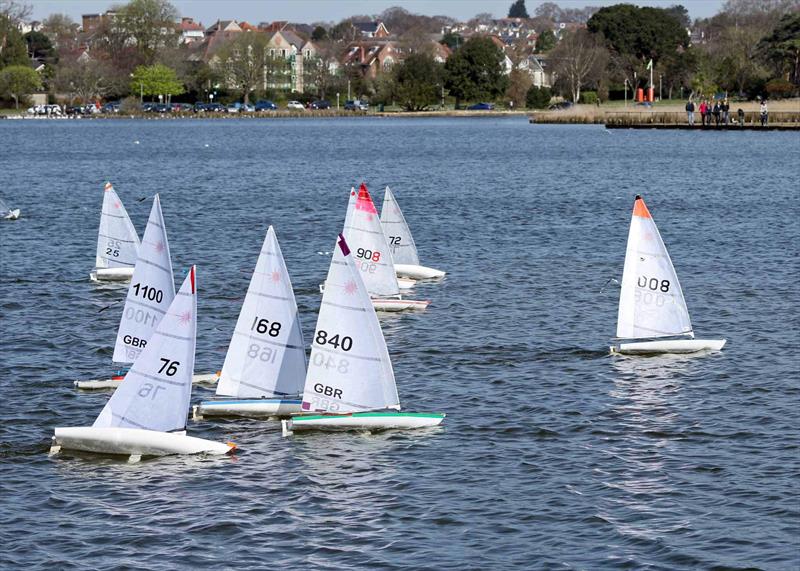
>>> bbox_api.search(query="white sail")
[301,234,399,413]
[342,186,357,229]
[0,197,12,216]
[617,196,693,340]
[342,183,400,297]
[380,186,420,266]
[94,267,197,433]
[113,194,175,364]
[95,182,140,270]
[215,226,307,398]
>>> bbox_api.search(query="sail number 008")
[637,276,670,293]
[315,330,353,351]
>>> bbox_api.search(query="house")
[81,11,118,34]
[342,40,401,79]
[205,20,242,36]
[526,55,551,88]
[353,21,390,39]
[265,29,316,92]
[179,17,204,44]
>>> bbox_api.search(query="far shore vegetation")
[1,0,799,114]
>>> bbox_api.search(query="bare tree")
[549,28,608,103]
[215,32,270,104]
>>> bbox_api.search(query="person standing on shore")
[686,99,695,126]
[760,99,768,126]
[738,108,745,126]
[712,101,721,126]
[699,99,708,126]
[722,99,730,125]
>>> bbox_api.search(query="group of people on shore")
[685,98,769,127]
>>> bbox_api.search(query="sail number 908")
[356,248,381,262]
[315,330,353,351]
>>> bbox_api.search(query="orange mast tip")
[104,182,113,190]
[226,442,238,451]
[632,196,652,218]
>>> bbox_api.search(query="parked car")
[286,100,305,110]
[241,103,255,113]
[547,101,573,111]
[255,100,277,111]
[344,99,369,111]
[26,104,63,115]
[226,103,241,113]
[170,102,193,112]
[467,102,495,110]
[101,101,120,113]
[205,103,225,113]
[310,100,331,110]
[65,105,83,116]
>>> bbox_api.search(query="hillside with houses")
[1,0,798,112]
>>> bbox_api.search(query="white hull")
[611,338,726,355]
[282,411,445,434]
[75,372,219,390]
[397,277,417,289]
[52,426,235,456]
[394,264,445,280]
[3,209,20,220]
[90,267,135,282]
[372,298,430,312]
[193,398,302,418]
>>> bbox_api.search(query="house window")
[281,49,286,57]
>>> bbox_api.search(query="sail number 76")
[158,358,180,376]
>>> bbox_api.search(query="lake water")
[1,117,798,570]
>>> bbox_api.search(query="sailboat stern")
[283,411,446,433]
[394,264,446,280]
[372,298,430,312]
[611,338,726,355]
[52,426,236,457]
[90,267,135,282]
[194,398,303,419]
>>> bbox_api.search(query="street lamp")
[624,78,628,107]
[347,79,351,100]
[659,74,663,102]
[336,92,340,110]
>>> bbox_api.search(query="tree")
[54,58,115,103]
[117,0,180,64]
[0,14,28,68]
[214,33,269,104]
[25,31,56,62]
[41,13,80,50]
[536,29,556,53]
[549,28,608,103]
[508,0,529,19]
[393,52,442,111]
[130,63,184,100]
[526,85,551,108]
[441,32,463,51]
[588,5,689,63]
[0,65,41,108]
[758,13,800,85]
[443,36,508,106]
[311,25,328,41]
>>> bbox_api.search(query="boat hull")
[394,264,445,280]
[90,267,135,282]
[75,372,219,390]
[52,427,235,456]
[194,399,302,418]
[397,276,417,289]
[611,338,726,355]
[3,209,20,220]
[283,411,445,434]
[372,298,430,312]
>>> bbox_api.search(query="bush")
[526,85,552,109]
[580,91,598,104]
[120,96,140,114]
[765,78,794,99]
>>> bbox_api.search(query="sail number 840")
[315,330,353,351]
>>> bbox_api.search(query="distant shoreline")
[0,109,530,120]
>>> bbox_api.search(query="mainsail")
[113,194,175,363]
[215,226,307,399]
[342,183,400,297]
[301,234,399,413]
[95,182,140,270]
[380,186,420,266]
[616,196,693,339]
[94,267,197,432]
